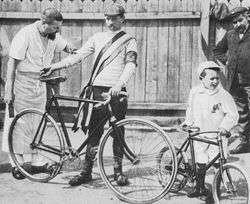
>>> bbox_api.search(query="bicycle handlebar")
[181,125,231,138]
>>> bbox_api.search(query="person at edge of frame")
[213,6,250,154]
[40,3,137,187]
[181,61,239,198]
[3,8,76,180]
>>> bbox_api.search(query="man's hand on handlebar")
[40,66,53,78]
[109,84,123,97]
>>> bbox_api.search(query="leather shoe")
[11,167,25,180]
[187,187,209,198]
[114,173,129,186]
[230,142,250,154]
[68,172,92,186]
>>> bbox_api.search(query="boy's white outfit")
[185,84,239,163]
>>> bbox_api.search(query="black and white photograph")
[0,0,250,203]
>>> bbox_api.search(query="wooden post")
[200,0,210,46]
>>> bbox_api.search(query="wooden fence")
[0,0,248,108]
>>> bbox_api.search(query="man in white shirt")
[183,61,239,198]
[3,8,74,180]
[41,4,137,186]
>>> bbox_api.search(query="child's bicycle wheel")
[98,118,177,204]
[157,147,189,193]
[212,163,250,204]
[8,109,64,182]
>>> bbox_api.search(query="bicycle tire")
[8,109,64,182]
[98,118,177,204]
[212,163,250,204]
[157,147,188,193]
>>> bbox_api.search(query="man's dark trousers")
[82,86,127,174]
[231,79,250,145]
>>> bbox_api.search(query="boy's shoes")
[68,172,92,186]
[114,173,129,186]
[187,187,209,198]
[230,142,250,154]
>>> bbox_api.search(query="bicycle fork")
[218,136,236,194]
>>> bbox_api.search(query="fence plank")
[157,20,169,102]
[60,22,82,107]
[179,20,193,103]
[131,21,147,102]
[167,20,180,102]
[145,20,158,102]
[191,22,200,87]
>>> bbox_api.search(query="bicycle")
[157,125,250,204]
[8,76,177,204]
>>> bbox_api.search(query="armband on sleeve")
[125,51,137,66]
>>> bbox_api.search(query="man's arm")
[47,37,95,74]
[213,32,228,65]
[109,47,137,96]
[4,57,17,104]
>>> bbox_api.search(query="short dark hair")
[41,8,63,24]
[199,67,221,80]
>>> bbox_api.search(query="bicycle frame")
[31,86,137,163]
[176,130,227,181]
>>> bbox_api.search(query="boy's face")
[201,69,220,90]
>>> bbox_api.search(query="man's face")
[105,15,124,31]
[232,14,249,34]
[44,20,62,40]
[201,69,220,90]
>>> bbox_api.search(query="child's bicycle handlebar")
[181,125,231,138]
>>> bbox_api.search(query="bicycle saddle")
[40,76,67,85]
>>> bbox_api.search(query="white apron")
[2,71,46,153]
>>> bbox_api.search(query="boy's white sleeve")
[184,89,194,126]
[220,92,239,131]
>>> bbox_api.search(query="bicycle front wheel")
[98,118,177,204]
[8,109,64,182]
[212,163,250,204]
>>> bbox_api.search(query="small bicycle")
[8,76,177,204]
[157,125,250,204]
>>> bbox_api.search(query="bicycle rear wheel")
[212,163,250,204]
[157,147,188,193]
[98,118,177,204]
[8,109,64,182]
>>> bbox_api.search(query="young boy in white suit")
[183,61,239,198]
